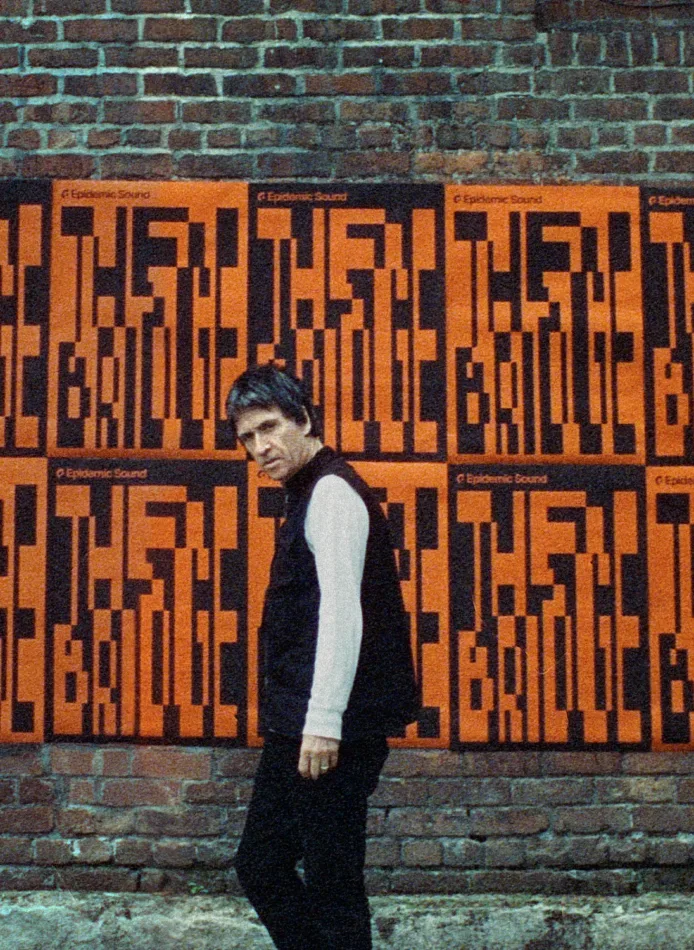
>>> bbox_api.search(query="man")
[228,364,419,950]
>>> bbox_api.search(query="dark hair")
[226,364,321,437]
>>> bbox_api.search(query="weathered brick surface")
[0,0,690,180]
[1,0,694,897]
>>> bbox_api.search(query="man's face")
[235,405,316,483]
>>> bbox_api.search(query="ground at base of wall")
[2,893,694,950]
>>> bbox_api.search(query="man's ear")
[301,411,312,436]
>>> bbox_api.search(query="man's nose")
[255,433,271,455]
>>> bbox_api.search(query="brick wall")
[3,745,694,894]
[1,0,693,182]
[2,0,694,897]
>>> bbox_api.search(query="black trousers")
[234,733,389,950]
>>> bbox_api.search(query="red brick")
[191,0,264,9]
[48,130,79,149]
[670,125,694,146]
[655,152,694,174]
[25,102,97,123]
[0,47,20,67]
[257,151,332,178]
[535,67,610,96]
[351,0,425,11]
[123,128,162,148]
[574,98,648,121]
[68,780,96,805]
[382,16,455,40]
[182,101,252,124]
[0,0,30,12]
[402,840,443,866]
[553,805,632,834]
[19,778,55,804]
[35,0,105,10]
[114,839,154,866]
[223,73,297,97]
[185,46,258,69]
[0,838,33,863]
[512,778,593,806]
[370,778,429,807]
[113,0,186,10]
[0,74,56,97]
[144,74,217,96]
[168,129,202,150]
[153,841,196,867]
[498,97,570,121]
[381,72,452,96]
[63,19,138,42]
[365,838,400,867]
[575,151,649,175]
[526,837,608,867]
[270,0,341,10]
[0,21,57,43]
[633,805,694,833]
[336,151,411,178]
[50,749,96,776]
[7,129,42,150]
[34,839,73,865]
[0,806,53,834]
[385,807,470,837]
[102,779,181,807]
[184,781,241,805]
[176,154,254,178]
[88,129,121,149]
[213,749,260,778]
[0,780,15,804]
[470,807,549,837]
[207,129,243,148]
[143,17,217,41]
[597,777,676,803]
[134,808,223,836]
[65,74,138,97]
[104,100,176,124]
[72,838,113,864]
[56,868,137,891]
[222,16,297,42]
[414,151,490,178]
[196,840,237,868]
[441,838,486,867]
[356,125,395,149]
[123,127,162,148]
[541,752,622,775]
[28,47,99,68]
[303,18,375,41]
[0,868,56,890]
[264,45,338,69]
[56,807,136,836]
[105,46,178,68]
[101,153,174,179]
[344,45,416,68]
[623,752,694,774]
[305,73,377,96]
[484,839,526,867]
[260,101,337,124]
[131,749,211,780]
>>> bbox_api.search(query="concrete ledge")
[3,892,694,949]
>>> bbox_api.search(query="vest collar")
[284,445,335,503]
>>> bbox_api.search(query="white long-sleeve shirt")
[302,474,369,740]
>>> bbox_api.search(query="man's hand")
[299,734,340,780]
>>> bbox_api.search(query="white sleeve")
[302,474,369,740]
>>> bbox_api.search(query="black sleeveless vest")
[259,447,420,740]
